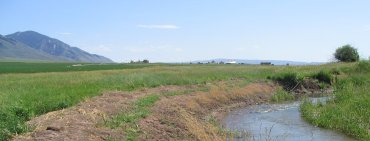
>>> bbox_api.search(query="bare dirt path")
[13,85,197,141]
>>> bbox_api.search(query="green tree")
[334,45,359,62]
[143,59,149,63]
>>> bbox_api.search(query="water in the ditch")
[222,97,355,141]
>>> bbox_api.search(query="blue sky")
[1,0,370,62]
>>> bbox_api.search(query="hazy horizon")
[1,0,370,62]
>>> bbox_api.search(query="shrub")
[268,72,302,90]
[334,45,359,62]
[142,59,149,64]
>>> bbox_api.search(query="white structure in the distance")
[226,61,237,64]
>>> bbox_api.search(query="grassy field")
[0,61,362,140]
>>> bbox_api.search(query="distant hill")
[0,34,65,61]
[1,31,113,63]
[192,58,324,65]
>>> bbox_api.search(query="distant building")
[226,61,237,64]
[260,62,272,65]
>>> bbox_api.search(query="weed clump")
[312,70,332,84]
[0,109,31,141]
[271,89,295,102]
[330,68,341,75]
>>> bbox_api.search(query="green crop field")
[0,61,369,140]
[0,62,155,74]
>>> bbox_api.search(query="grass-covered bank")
[0,62,353,140]
[136,82,276,141]
[300,61,370,140]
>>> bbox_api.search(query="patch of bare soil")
[13,85,197,141]
[138,83,276,141]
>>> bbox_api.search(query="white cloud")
[58,32,72,35]
[137,24,179,29]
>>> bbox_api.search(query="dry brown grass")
[12,85,199,141]
[178,108,222,141]
[186,82,274,113]
[139,82,276,141]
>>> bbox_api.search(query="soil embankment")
[13,82,276,141]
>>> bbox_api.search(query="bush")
[268,72,302,90]
[312,70,332,84]
[334,45,359,62]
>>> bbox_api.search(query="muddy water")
[223,97,355,141]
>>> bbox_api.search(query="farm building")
[226,61,237,64]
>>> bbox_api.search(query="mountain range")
[0,31,113,63]
[191,58,324,65]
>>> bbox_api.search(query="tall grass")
[300,62,370,140]
[271,89,295,102]
[312,70,333,84]
[355,60,370,72]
